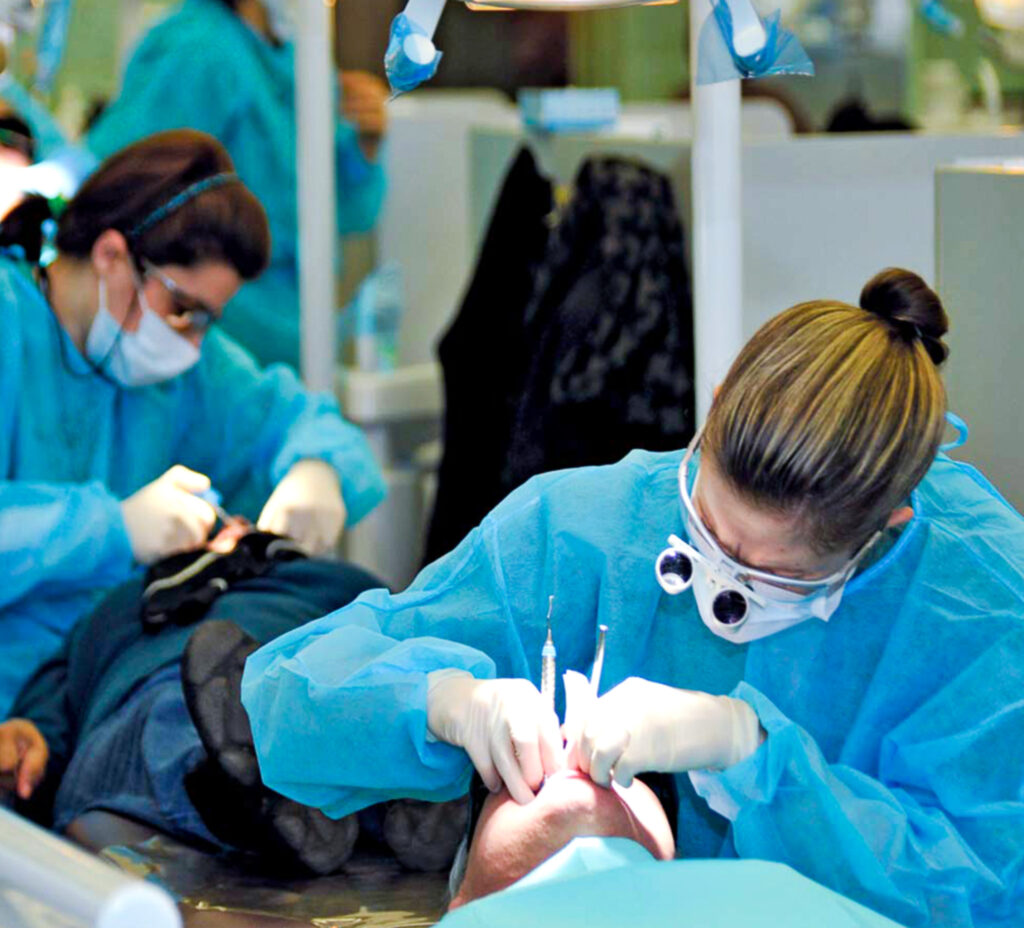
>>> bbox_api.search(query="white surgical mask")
[86,278,200,388]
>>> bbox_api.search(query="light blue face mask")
[86,278,200,388]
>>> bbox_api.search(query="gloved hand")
[120,465,217,564]
[567,677,763,788]
[0,719,49,801]
[427,670,564,805]
[257,459,346,556]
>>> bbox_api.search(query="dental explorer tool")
[590,624,608,697]
[541,596,556,710]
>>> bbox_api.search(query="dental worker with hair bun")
[87,0,389,370]
[244,268,1024,927]
[0,129,385,717]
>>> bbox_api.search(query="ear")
[886,506,914,529]
[90,229,131,278]
[713,384,722,401]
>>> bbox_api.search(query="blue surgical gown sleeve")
[0,282,134,606]
[175,331,385,526]
[0,481,133,608]
[242,470,573,816]
[691,641,1024,928]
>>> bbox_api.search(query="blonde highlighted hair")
[703,268,949,554]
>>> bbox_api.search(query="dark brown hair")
[703,268,949,554]
[0,129,269,277]
[0,115,35,160]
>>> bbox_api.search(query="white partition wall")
[937,162,1024,512]
[469,127,1024,348]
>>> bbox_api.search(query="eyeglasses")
[141,259,220,333]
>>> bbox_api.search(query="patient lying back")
[449,769,676,910]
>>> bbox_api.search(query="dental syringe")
[541,595,556,710]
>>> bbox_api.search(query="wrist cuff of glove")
[723,697,764,768]
[425,669,475,743]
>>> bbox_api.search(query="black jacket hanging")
[424,152,694,564]
[502,157,694,494]
[423,148,554,564]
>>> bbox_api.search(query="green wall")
[569,3,688,101]
[907,0,1024,119]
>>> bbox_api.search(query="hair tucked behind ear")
[703,268,949,554]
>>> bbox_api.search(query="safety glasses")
[141,259,221,333]
[657,428,879,617]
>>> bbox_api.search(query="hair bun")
[859,267,949,365]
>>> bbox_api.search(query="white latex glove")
[567,677,763,788]
[426,670,565,805]
[257,459,346,556]
[119,465,217,565]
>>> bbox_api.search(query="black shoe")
[383,797,470,872]
[182,620,358,875]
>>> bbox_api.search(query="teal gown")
[88,0,387,369]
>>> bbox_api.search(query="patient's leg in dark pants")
[55,560,381,873]
[183,620,360,876]
[184,621,469,875]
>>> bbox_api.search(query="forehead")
[693,455,831,573]
[696,459,802,542]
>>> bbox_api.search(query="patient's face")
[449,770,675,910]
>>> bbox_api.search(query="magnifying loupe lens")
[660,550,693,584]
[713,589,748,625]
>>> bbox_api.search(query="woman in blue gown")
[242,268,1024,927]
[0,129,385,717]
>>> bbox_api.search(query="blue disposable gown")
[0,258,386,716]
[243,442,1024,927]
[87,0,387,369]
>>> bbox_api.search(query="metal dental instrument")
[541,596,556,710]
[590,624,608,697]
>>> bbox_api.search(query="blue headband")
[127,172,239,241]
